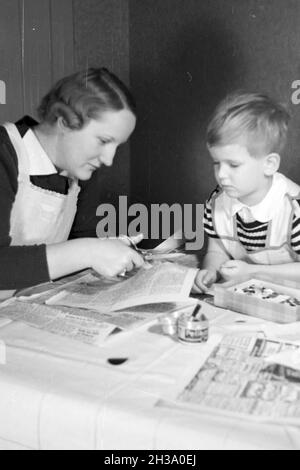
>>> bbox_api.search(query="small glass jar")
[177,312,209,344]
[158,311,182,336]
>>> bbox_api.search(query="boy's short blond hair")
[207,92,290,156]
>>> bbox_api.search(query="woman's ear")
[57,116,69,133]
[264,153,280,176]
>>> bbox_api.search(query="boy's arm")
[195,188,230,292]
[203,237,231,272]
[248,262,300,282]
[194,238,230,292]
[220,260,300,283]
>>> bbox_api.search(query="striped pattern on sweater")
[203,187,221,239]
[291,200,300,254]
[203,188,300,255]
[236,214,268,252]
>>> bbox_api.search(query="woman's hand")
[193,269,218,294]
[219,260,254,281]
[89,235,144,277]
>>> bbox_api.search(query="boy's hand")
[219,260,254,281]
[193,269,218,294]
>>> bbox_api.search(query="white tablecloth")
[0,301,299,450]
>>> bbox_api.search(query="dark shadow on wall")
[130,17,246,251]
[131,17,246,204]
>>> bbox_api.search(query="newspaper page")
[170,334,300,423]
[0,300,116,345]
[0,296,195,347]
[45,262,197,313]
[16,270,103,303]
[3,264,196,346]
[0,298,169,346]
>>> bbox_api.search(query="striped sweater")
[204,186,300,255]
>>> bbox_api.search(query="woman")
[0,67,144,290]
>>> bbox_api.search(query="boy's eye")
[229,163,240,168]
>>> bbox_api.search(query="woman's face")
[58,109,136,180]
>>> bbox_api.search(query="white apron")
[4,122,80,245]
[211,174,300,265]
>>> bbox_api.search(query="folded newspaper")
[0,260,197,346]
[0,232,198,346]
[45,262,198,313]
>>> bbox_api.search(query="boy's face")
[209,143,270,206]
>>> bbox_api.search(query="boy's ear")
[264,153,280,176]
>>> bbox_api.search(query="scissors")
[120,235,153,261]
[117,236,153,277]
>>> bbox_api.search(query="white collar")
[223,173,288,223]
[23,129,58,176]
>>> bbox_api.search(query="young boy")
[194,92,300,293]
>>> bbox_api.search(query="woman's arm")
[0,127,53,289]
[46,237,144,280]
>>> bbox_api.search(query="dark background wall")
[129,0,300,214]
[0,0,73,122]
[71,0,130,236]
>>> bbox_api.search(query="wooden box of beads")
[214,277,300,324]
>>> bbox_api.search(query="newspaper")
[45,262,197,313]
[171,334,300,423]
[15,270,98,302]
[1,248,197,346]
[0,301,116,345]
[0,297,190,346]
